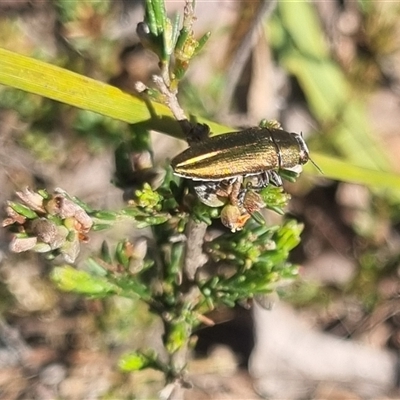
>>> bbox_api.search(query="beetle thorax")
[293,133,310,165]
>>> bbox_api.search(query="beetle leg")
[215,178,235,197]
[257,172,270,188]
[268,170,283,187]
[228,177,243,207]
[244,171,279,190]
[244,174,267,190]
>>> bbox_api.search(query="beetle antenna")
[309,157,323,174]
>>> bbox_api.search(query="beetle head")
[293,132,310,165]
[294,132,323,174]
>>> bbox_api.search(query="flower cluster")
[2,188,93,262]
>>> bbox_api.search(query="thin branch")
[152,75,187,121]
[183,219,208,280]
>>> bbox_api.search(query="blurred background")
[1,0,400,398]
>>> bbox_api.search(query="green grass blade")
[0,48,154,123]
[0,47,227,138]
[308,152,400,193]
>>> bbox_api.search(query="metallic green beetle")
[171,127,310,181]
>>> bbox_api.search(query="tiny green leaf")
[51,266,118,296]
[119,352,151,372]
[92,211,118,221]
[165,321,189,354]
[8,202,38,219]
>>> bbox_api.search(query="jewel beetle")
[170,127,310,181]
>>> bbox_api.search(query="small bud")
[220,204,250,232]
[10,236,37,253]
[15,187,46,213]
[8,201,38,219]
[31,218,58,244]
[4,188,94,263]
[2,205,26,226]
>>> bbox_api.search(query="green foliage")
[119,349,162,372]
[3,164,300,379]
[6,0,399,395]
[51,266,118,296]
[201,221,302,306]
[138,0,210,82]
[0,0,344,391]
